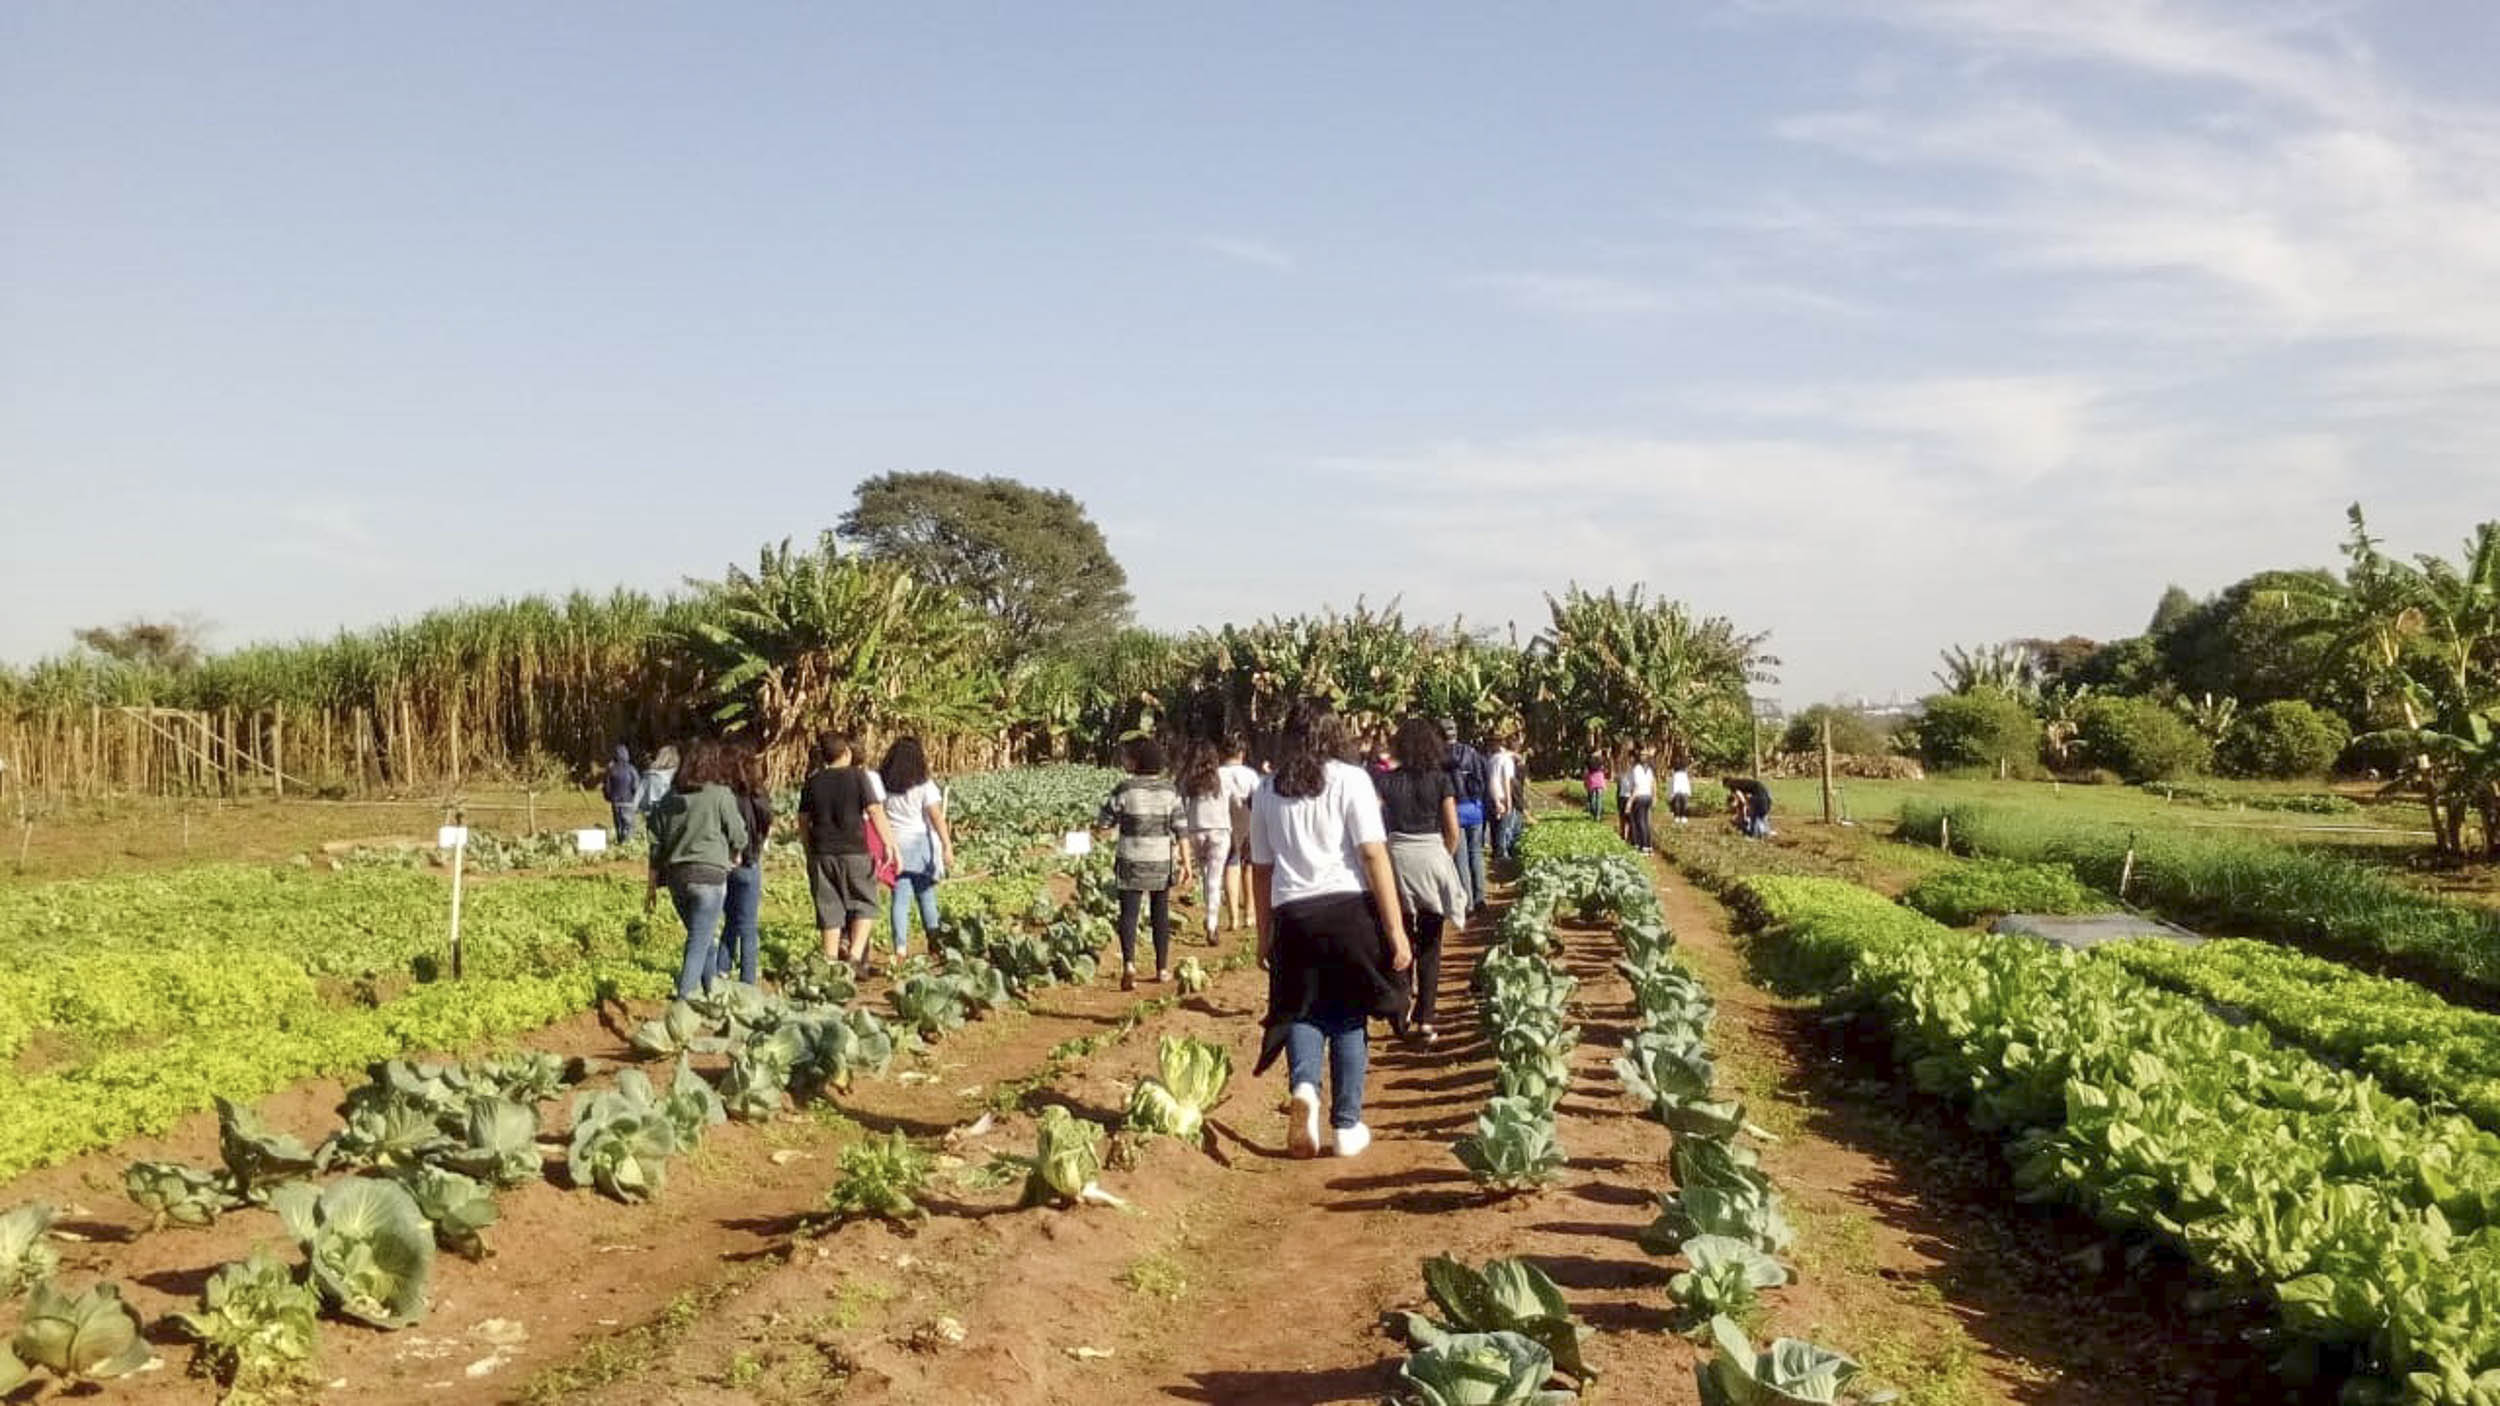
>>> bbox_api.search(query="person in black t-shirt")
[1375,717,1470,1043]
[797,732,896,968]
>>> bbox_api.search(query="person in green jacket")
[645,740,749,998]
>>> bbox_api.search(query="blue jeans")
[1457,822,1487,908]
[1493,809,1524,861]
[890,870,941,955]
[1747,814,1772,839]
[1284,1002,1370,1130]
[718,863,762,985]
[668,879,728,998]
[611,802,635,842]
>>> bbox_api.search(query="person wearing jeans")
[878,737,952,960]
[1625,752,1657,853]
[716,745,772,986]
[602,744,641,843]
[1440,721,1491,909]
[645,741,748,1000]
[1251,700,1413,1160]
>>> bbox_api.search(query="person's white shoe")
[1287,1085,1323,1159]
[1333,1123,1372,1158]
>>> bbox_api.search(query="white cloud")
[1468,272,1677,318]
[269,503,394,572]
[1198,236,1297,272]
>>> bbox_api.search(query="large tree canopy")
[837,472,1133,650]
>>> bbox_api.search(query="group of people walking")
[627,708,1652,1166]
[1583,751,1693,853]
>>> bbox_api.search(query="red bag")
[866,816,900,888]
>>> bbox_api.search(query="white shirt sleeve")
[1345,768,1387,847]
[864,770,888,804]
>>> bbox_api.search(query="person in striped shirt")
[1097,738,1189,990]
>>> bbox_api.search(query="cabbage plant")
[1694,1315,1865,1405]
[1,1280,150,1388]
[721,1027,803,1120]
[1640,1183,1796,1258]
[439,1097,543,1188]
[329,1095,456,1169]
[780,950,859,1006]
[124,1162,235,1231]
[216,1098,323,1203]
[661,1055,728,1145]
[628,1000,710,1060]
[391,1164,499,1260]
[1173,956,1211,995]
[0,1204,58,1299]
[890,972,972,1039]
[1669,1235,1791,1322]
[568,1077,686,1201]
[176,1251,321,1393]
[1018,1106,1120,1208]
[1454,1098,1566,1194]
[824,1131,932,1223]
[272,1179,434,1329]
[1125,1036,1233,1142]
[1393,1330,1577,1405]
[1388,1255,1591,1383]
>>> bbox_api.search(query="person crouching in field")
[1250,699,1413,1160]
[1099,738,1187,990]
[646,741,749,999]
[1374,717,1468,1046]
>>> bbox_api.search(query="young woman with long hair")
[645,740,749,999]
[1175,739,1231,947]
[1097,737,1188,990]
[1248,699,1412,1159]
[1373,716,1468,1044]
[879,736,954,960]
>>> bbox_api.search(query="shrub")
[2218,701,2350,779]
[1901,860,2099,926]
[2076,695,2210,782]
[1911,689,2042,775]
[1779,705,1887,757]
[1517,819,1628,863]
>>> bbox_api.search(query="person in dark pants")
[1250,699,1412,1160]
[646,741,748,999]
[1439,719,1491,910]
[1098,738,1187,990]
[1374,717,1467,1044]
[717,744,772,986]
[1742,777,1775,838]
[1625,750,1657,853]
[602,744,641,842]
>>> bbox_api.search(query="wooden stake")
[1939,812,1952,854]
[1820,715,1836,826]
[447,810,468,980]
[2118,834,2138,902]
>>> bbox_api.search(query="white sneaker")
[1287,1085,1323,1159]
[1333,1123,1372,1159]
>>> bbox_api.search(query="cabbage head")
[272,1178,435,1329]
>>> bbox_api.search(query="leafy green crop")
[176,1251,322,1395]
[1393,1330,1578,1405]
[216,1097,323,1204]
[566,1081,683,1203]
[389,1164,499,1260]
[1173,956,1211,995]
[0,1280,150,1389]
[1641,1182,1796,1259]
[439,1097,543,1188]
[1454,1097,1566,1194]
[124,1162,234,1231]
[1388,1255,1591,1383]
[1900,858,2100,926]
[1018,1106,1115,1208]
[1125,1036,1233,1143]
[824,1131,933,1223]
[0,1204,58,1300]
[1668,1235,1790,1323]
[272,1178,435,1329]
[1695,1315,1866,1405]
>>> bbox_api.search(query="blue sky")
[4,1,2492,705]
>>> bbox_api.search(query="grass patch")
[516,1265,768,1404]
[1118,1252,1191,1302]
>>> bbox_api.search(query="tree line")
[0,473,1773,796]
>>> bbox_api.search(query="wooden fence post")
[1820,716,1836,826]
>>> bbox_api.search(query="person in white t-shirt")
[1625,751,1658,852]
[878,737,953,959]
[1176,741,1235,946]
[1218,740,1263,932]
[1669,760,1694,825]
[1486,739,1522,862]
[1249,700,1411,1161]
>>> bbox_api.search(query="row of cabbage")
[1385,821,1876,1405]
[0,806,1199,1397]
[1737,874,2500,1404]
